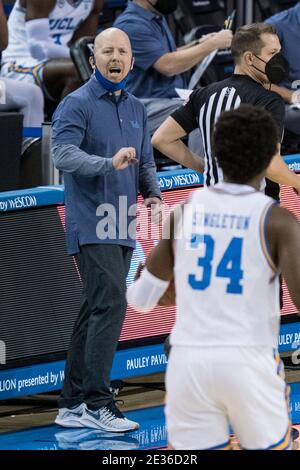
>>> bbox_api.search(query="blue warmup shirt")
[114,1,186,98]
[51,75,161,255]
[266,3,300,89]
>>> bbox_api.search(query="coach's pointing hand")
[112,147,138,170]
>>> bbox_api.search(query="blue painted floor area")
[0,406,166,450]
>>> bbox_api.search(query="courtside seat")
[70,36,94,83]
[173,0,226,42]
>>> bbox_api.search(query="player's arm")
[71,0,104,43]
[266,204,300,312]
[151,116,205,173]
[25,0,55,19]
[25,0,70,60]
[126,210,177,312]
[0,0,8,51]
[146,215,175,281]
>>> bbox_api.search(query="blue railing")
[0,153,299,211]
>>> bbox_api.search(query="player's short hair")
[213,105,278,183]
[231,23,278,63]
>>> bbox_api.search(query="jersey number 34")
[188,234,244,294]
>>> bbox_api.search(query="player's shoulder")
[266,203,300,257]
[267,203,299,232]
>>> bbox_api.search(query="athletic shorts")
[165,345,291,450]
[1,61,54,101]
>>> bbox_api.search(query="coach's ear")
[130,56,135,70]
[89,55,96,71]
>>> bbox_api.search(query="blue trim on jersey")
[201,440,230,450]
[241,442,291,450]
[265,426,291,450]
[5,61,56,101]
[263,203,275,261]
[240,433,291,450]
[260,201,278,273]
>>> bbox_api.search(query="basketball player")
[1,0,103,101]
[0,0,44,126]
[127,105,300,450]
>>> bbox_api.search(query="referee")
[152,23,300,196]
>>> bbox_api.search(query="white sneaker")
[55,403,86,428]
[79,402,139,433]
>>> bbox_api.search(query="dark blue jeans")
[59,244,133,410]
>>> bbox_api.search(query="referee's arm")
[264,97,300,193]
[151,116,205,173]
[265,148,300,193]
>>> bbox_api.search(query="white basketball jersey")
[171,182,280,348]
[2,0,94,66]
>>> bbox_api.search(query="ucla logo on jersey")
[50,17,76,31]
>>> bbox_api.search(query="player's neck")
[223,177,262,191]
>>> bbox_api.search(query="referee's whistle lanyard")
[251,52,289,85]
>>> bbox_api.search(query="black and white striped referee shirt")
[171,74,285,187]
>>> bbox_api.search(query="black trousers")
[59,244,133,410]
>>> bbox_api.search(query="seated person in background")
[0,0,103,103]
[114,0,232,135]
[0,0,44,126]
[265,1,300,136]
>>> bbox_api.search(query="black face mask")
[252,52,289,84]
[154,0,178,15]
